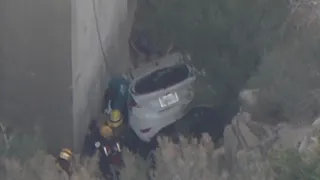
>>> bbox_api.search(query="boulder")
[238,89,259,113]
[223,88,320,173]
[276,124,311,149]
[223,110,280,172]
[223,111,260,172]
[296,116,320,156]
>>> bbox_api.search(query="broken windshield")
[134,64,190,94]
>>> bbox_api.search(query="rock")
[228,112,260,149]
[276,124,311,149]
[298,134,320,163]
[223,110,282,173]
[239,89,259,112]
[223,103,320,174]
[296,116,320,156]
[312,116,320,129]
[223,111,261,172]
[236,118,260,148]
[223,125,239,171]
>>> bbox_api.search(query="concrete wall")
[0,0,136,152]
[71,0,136,151]
[0,0,72,152]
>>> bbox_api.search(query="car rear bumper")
[129,103,189,142]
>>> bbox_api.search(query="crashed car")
[126,53,196,142]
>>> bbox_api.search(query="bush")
[270,148,320,180]
[0,135,271,180]
[246,1,320,124]
[0,122,45,162]
[2,132,320,180]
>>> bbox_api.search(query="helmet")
[59,148,72,161]
[108,110,123,128]
[100,124,113,138]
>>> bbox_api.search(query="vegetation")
[2,132,320,180]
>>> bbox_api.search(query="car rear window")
[134,64,190,94]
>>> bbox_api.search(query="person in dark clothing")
[80,119,103,157]
[81,114,127,178]
[56,148,73,177]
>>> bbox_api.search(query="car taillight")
[140,128,151,133]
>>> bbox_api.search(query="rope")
[92,0,110,73]
[92,0,135,80]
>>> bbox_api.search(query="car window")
[134,64,190,94]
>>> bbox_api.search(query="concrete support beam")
[71,0,136,151]
[0,0,136,153]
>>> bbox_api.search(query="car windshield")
[134,64,190,94]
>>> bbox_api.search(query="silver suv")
[127,53,196,142]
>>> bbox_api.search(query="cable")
[92,0,136,80]
[92,0,109,71]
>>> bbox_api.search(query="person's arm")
[80,134,95,157]
[81,121,102,158]
[102,88,114,113]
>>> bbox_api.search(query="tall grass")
[2,133,320,180]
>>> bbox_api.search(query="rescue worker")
[102,76,130,124]
[56,148,73,176]
[81,112,127,157]
[81,113,127,155]
[108,109,127,139]
[97,121,124,179]
[81,113,127,178]
[81,120,100,157]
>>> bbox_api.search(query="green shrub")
[270,149,320,180]
[2,134,320,180]
[246,1,320,124]
[0,123,45,162]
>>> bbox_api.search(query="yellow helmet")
[59,148,72,161]
[100,124,113,138]
[108,110,123,128]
